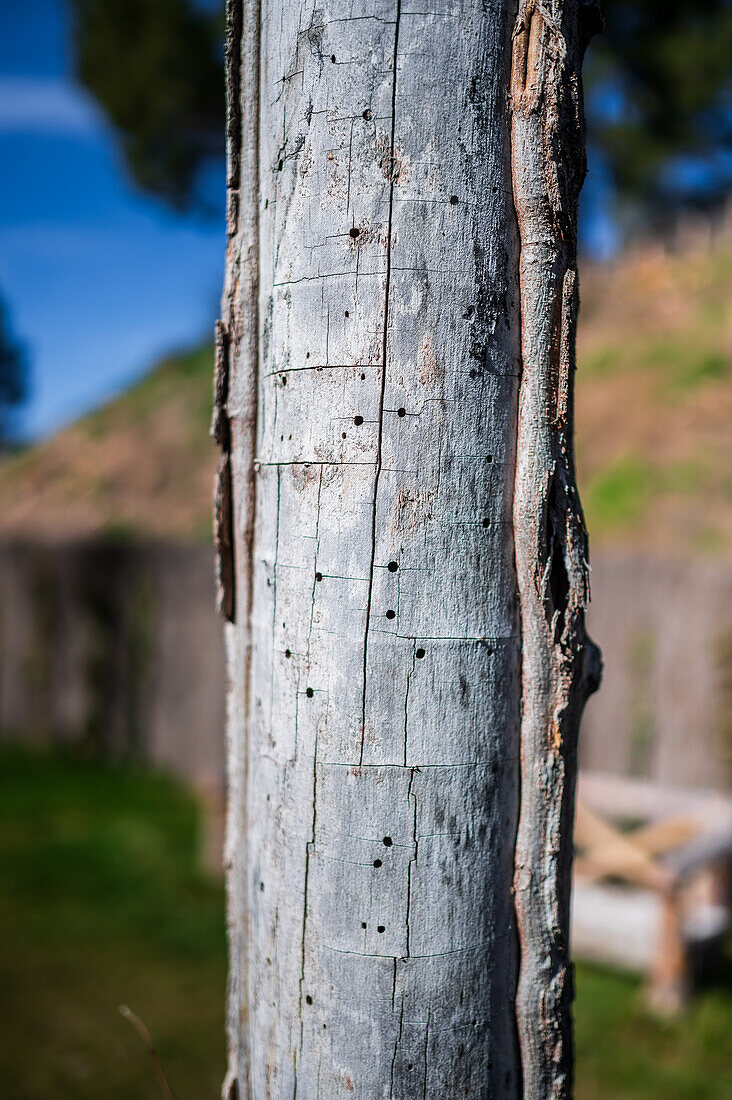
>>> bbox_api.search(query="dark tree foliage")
[0,297,27,445]
[72,0,224,210]
[72,0,732,221]
[589,0,732,219]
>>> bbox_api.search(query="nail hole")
[354,415,364,425]
[315,572,322,582]
[397,407,406,417]
[387,561,398,572]
[377,925,385,934]
[330,54,336,62]
[278,160,283,171]
[349,227,360,238]
[450,195,459,205]
[363,109,372,120]
[486,454,493,462]
[306,995,313,1005]
[342,432,347,439]
[469,369,477,379]
[383,836,392,846]
[306,687,314,698]
[360,373,366,380]
[259,881,264,892]
[361,921,367,929]
[373,859,382,868]
[385,609,396,620]
[463,305,474,319]
[306,352,310,358]
[482,518,490,528]
[344,310,349,317]
[282,375,287,385]
[416,648,425,659]
[285,648,291,658]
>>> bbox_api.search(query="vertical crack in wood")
[213,321,236,622]
[359,0,402,765]
[510,2,603,1096]
[220,0,261,1097]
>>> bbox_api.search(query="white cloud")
[0,76,106,137]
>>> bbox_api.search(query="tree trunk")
[216,2,600,1097]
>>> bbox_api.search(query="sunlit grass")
[0,745,226,1100]
[1,745,730,1099]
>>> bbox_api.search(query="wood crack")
[359,0,402,766]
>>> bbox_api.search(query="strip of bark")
[218,0,261,1096]
[510,2,603,1096]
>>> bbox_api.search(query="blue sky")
[0,0,225,440]
[0,0,617,442]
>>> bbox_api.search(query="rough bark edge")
[218,0,261,1097]
[510,2,603,1096]
[213,322,235,622]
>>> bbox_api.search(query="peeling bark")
[510,2,602,1096]
[219,0,261,1097]
[218,1,600,1097]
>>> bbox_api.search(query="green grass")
[575,963,732,1099]
[1,745,730,1099]
[579,323,730,393]
[0,745,226,1100]
[582,452,720,540]
[584,455,657,535]
[640,337,730,393]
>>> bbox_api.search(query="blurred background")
[1,1,731,1097]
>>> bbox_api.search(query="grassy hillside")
[0,345,217,541]
[0,233,730,551]
[576,236,732,554]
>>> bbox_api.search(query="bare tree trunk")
[216,2,599,1098]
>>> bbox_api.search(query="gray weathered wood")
[510,2,601,1096]
[218,1,598,1096]
[219,0,261,1096]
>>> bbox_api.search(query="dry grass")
[0,232,730,553]
[576,236,732,554]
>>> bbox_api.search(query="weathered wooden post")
[216,2,600,1096]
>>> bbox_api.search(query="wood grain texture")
[222,0,522,1096]
[510,1,602,1096]
[219,0,600,1096]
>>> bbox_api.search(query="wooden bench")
[572,772,732,1010]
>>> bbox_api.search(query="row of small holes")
[272,263,482,951]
